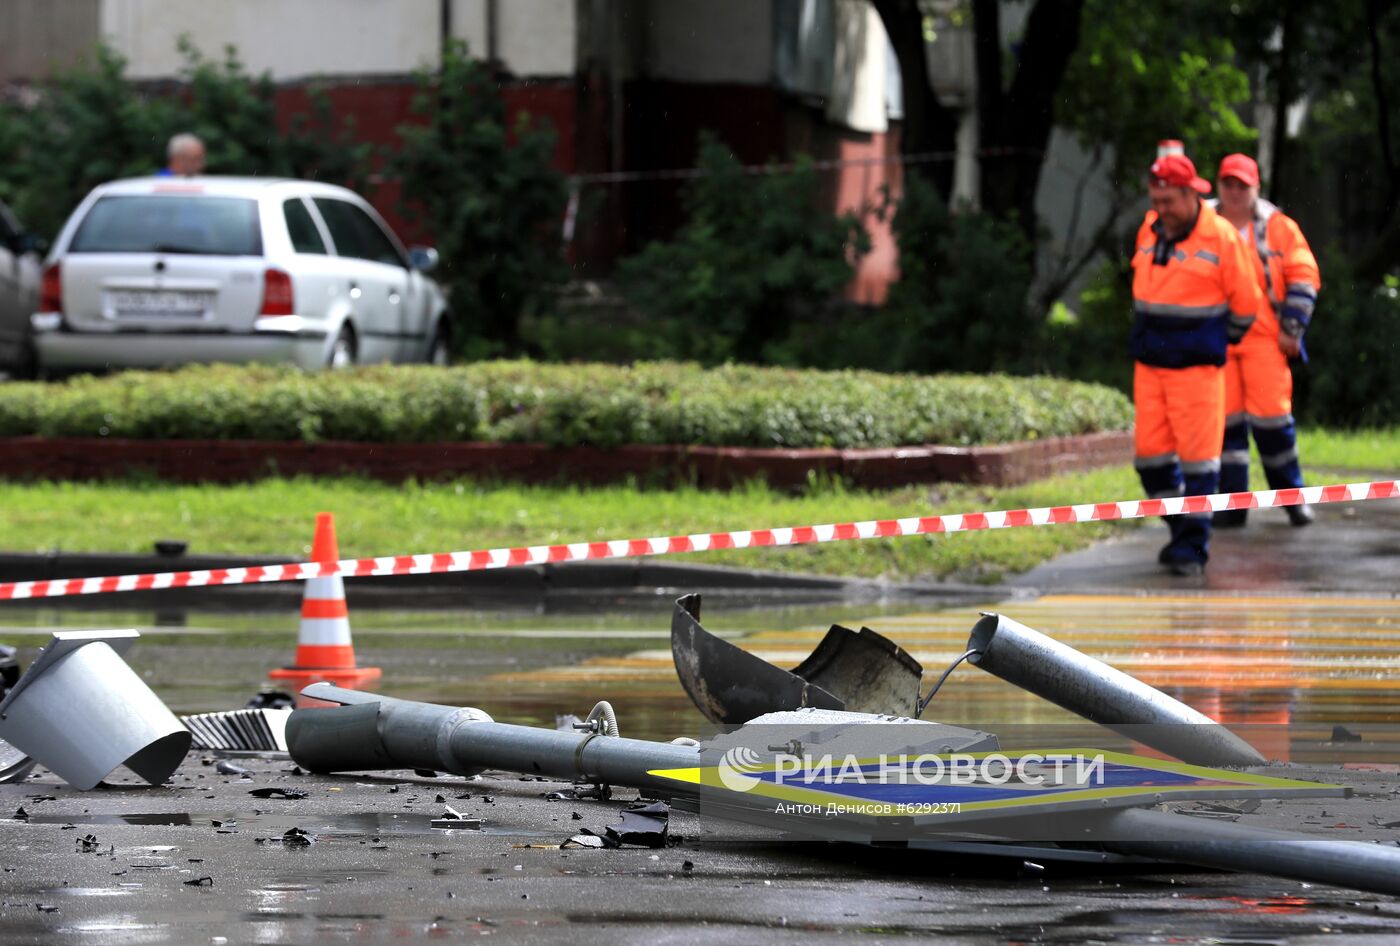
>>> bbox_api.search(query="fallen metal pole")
[287,684,697,797]
[966,613,1266,768]
[287,684,1400,896]
[1093,808,1400,897]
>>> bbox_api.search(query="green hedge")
[0,362,1132,448]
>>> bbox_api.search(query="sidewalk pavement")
[1013,495,1400,595]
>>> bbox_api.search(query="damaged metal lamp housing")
[671,594,923,722]
[0,630,191,790]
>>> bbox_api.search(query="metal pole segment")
[1096,808,1400,897]
[288,684,698,795]
[288,685,1400,896]
[967,614,1266,767]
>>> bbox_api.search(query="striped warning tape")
[1,480,1396,601]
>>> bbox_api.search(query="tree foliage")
[390,41,568,358]
[0,39,368,242]
[881,175,1033,375]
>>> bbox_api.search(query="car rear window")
[69,195,262,256]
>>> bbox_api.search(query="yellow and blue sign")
[649,748,1346,826]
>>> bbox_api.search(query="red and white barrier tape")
[2,480,1396,601]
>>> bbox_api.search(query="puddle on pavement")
[17,809,563,841]
[3,592,1400,746]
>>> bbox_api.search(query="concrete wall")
[452,0,577,76]
[93,0,576,81]
[100,0,442,79]
[0,0,102,82]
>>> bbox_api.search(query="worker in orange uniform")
[1209,153,1321,527]
[1132,148,1261,576]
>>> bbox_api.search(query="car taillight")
[40,263,62,313]
[260,268,295,316]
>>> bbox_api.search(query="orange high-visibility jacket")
[1237,198,1321,339]
[1131,201,1261,369]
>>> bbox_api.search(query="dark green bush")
[879,176,1036,374]
[1296,273,1400,427]
[618,134,870,364]
[0,365,483,443]
[0,362,1133,448]
[391,41,568,358]
[1037,258,1135,393]
[0,40,367,243]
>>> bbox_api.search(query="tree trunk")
[976,0,1085,249]
[1270,1,1297,202]
[871,0,960,202]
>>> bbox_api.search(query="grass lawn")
[1297,427,1400,473]
[0,466,1147,584]
[2,426,1382,586]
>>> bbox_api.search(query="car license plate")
[108,290,213,318]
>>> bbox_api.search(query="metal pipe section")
[286,684,698,797]
[967,613,1266,767]
[1096,807,1400,897]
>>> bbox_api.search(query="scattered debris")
[182,708,290,752]
[35,903,58,913]
[1179,809,1241,821]
[0,630,191,790]
[604,801,670,848]
[561,835,606,849]
[12,806,28,821]
[248,787,308,800]
[245,689,295,710]
[215,760,248,776]
[182,876,214,886]
[280,827,315,848]
[75,833,101,852]
[431,805,483,830]
[1332,725,1364,743]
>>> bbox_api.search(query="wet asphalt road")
[3,758,1400,945]
[3,482,1400,942]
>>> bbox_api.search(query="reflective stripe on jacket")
[1131,201,1261,369]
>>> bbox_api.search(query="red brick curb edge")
[0,430,1132,489]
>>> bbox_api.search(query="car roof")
[94,176,362,201]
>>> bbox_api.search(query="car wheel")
[7,335,40,381]
[427,320,451,366]
[328,325,357,369]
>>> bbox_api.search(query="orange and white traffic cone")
[269,512,381,690]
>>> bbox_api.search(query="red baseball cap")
[1150,153,1211,194]
[1217,153,1260,187]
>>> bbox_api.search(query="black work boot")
[1285,503,1315,527]
[1212,509,1248,528]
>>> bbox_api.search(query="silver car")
[31,177,452,372]
[0,198,43,377]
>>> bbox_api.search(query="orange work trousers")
[1134,362,1225,468]
[1224,335,1292,421]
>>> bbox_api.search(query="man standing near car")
[160,133,206,177]
[1131,144,1261,576]
[1210,153,1321,528]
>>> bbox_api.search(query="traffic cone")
[269,512,381,689]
